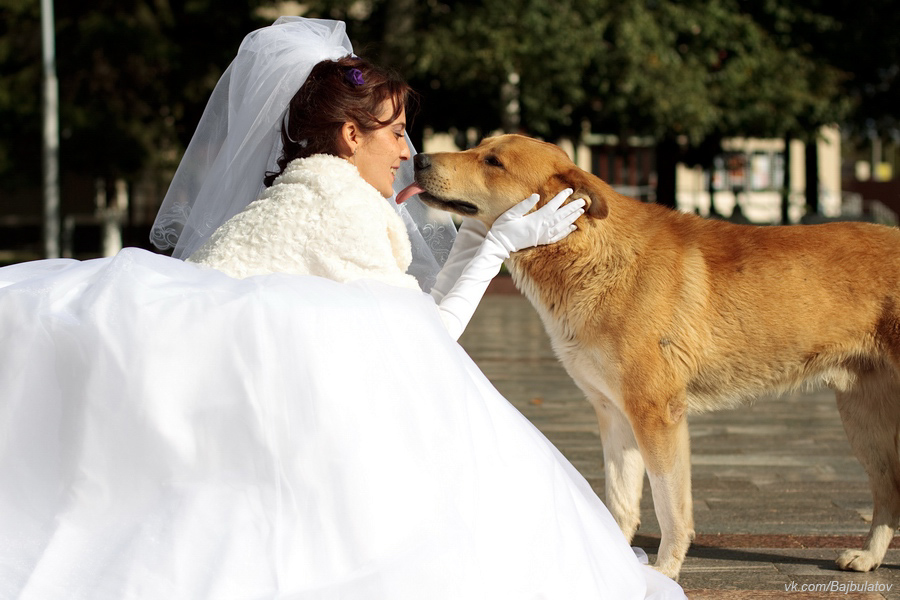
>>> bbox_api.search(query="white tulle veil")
[150,16,455,290]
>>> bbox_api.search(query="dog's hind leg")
[626,390,694,580]
[835,368,900,572]
[593,398,645,542]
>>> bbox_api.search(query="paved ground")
[459,285,900,599]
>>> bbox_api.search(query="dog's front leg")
[593,398,645,542]
[627,393,694,581]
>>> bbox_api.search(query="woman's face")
[354,100,410,198]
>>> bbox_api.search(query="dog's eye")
[484,155,504,168]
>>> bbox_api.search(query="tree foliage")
[590,0,848,143]
[0,0,267,190]
[308,0,849,146]
[307,0,604,141]
[2,0,895,207]
[307,0,852,206]
[0,0,43,188]
[752,0,900,138]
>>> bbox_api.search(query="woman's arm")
[429,218,489,303]
[435,190,584,340]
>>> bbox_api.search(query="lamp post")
[41,0,60,258]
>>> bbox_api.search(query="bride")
[0,16,686,600]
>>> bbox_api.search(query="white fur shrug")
[187,154,421,291]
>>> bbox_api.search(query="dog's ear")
[548,168,609,219]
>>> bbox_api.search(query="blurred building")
[423,126,871,226]
[2,126,894,265]
[674,128,842,224]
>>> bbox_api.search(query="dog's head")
[404,134,611,226]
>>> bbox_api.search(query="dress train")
[0,249,685,599]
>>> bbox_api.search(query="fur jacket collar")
[187,154,420,291]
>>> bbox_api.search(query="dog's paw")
[651,561,681,581]
[836,549,881,572]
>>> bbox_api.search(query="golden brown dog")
[410,133,900,580]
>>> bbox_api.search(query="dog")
[408,133,900,580]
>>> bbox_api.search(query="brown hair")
[264,56,415,186]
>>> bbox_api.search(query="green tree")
[307,0,850,210]
[731,7,849,220]
[1,1,868,224]
[0,0,43,189]
[306,0,604,145]
[768,0,900,218]
[0,1,266,194]
[584,0,848,207]
[754,0,900,137]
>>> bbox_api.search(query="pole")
[805,139,820,218]
[41,0,60,258]
[781,135,792,224]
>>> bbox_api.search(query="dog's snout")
[414,153,431,172]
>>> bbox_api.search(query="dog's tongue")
[395,182,424,204]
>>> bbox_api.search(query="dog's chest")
[510,264,622,406]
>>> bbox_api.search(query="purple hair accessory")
[345,68,365,86]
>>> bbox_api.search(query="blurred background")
[3,0,899,263]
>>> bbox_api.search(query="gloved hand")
[436,189,584,340]
[430,218,488,303]
[485,188,585,257]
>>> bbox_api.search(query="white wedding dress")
[0,160,685,599]
[0,250,686,599]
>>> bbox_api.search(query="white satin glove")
[429,218,488,303]
[436,189,585,340]
[485,189,583,256]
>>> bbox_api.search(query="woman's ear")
[548,169,610,219]
[339,122,360,160]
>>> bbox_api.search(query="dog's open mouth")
[395,183,478,215]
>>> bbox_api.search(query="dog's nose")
[414,153,431,172]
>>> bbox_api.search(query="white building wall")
[676,126,841,223]
[423,127,842,225]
